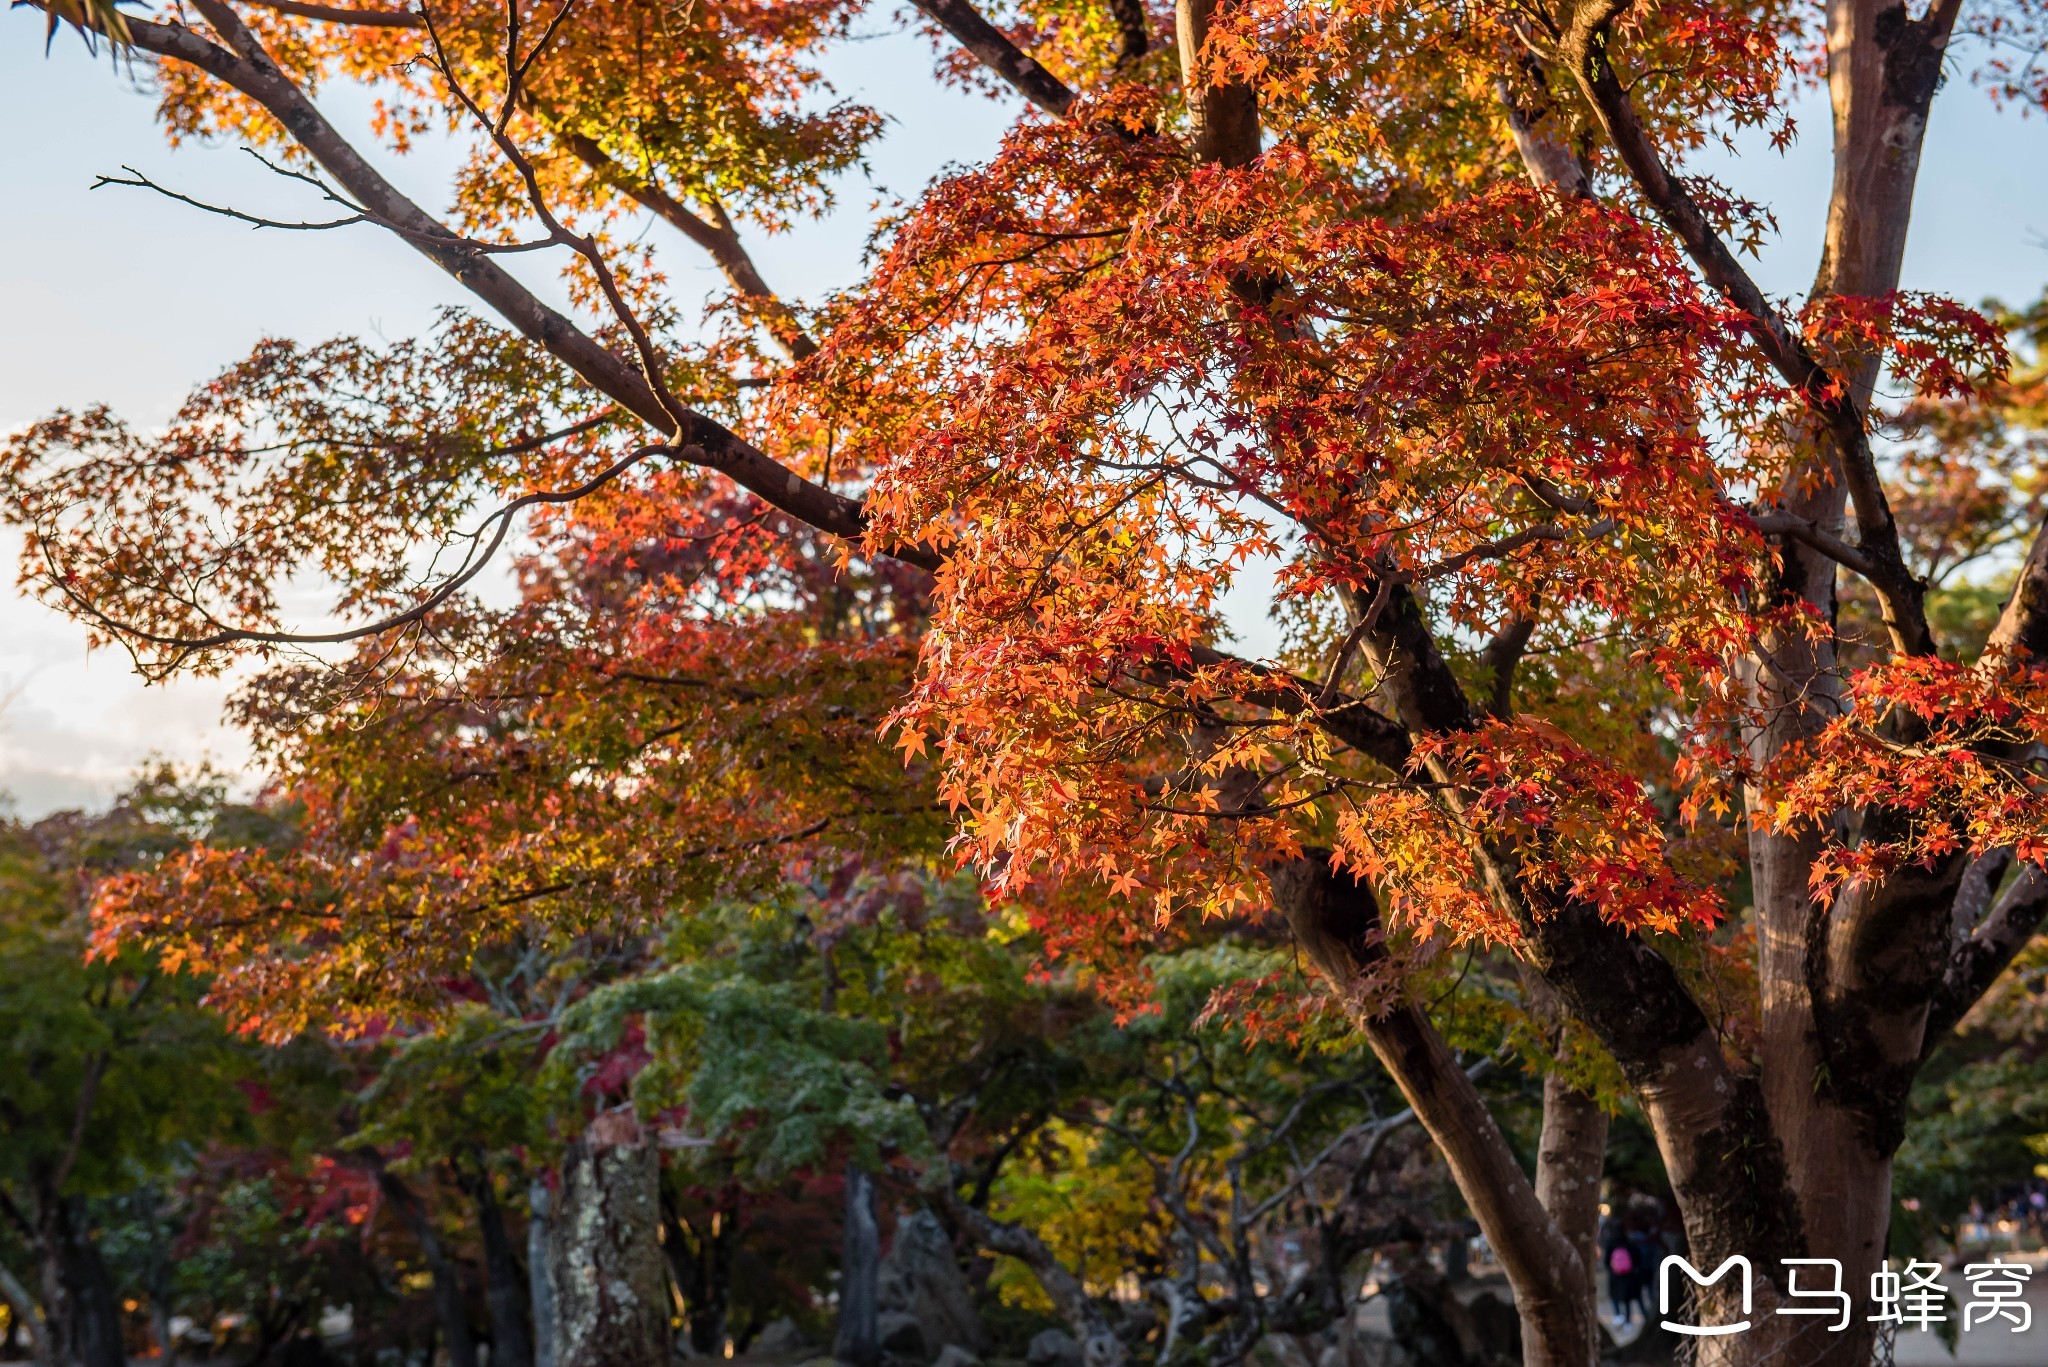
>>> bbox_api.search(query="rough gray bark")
[834,1168,882,1367]
[528,1179,558,1367]
[549,1111,668,1367]
[1534,1075,1608,1306]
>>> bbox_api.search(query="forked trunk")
[1713,4,1959,1363]
[1270,858,1599,1367]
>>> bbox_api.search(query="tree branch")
[64,2,891,558]
[1983,515,2048,665]
[40,443,676,660]
[1267,858,1598,1365]
[243,0,422,26]
[1558,0,1934,659]
[1493,75,1590,196]
[1749,509,1883,582]
[935,1187,1126,1366]
[50,1051,108,1195]
[1924,865,2048,1051]
[1332,581,1805,1276]
[545,126,817,361]
[0,1260,43,1359]
[910,0,1076,118]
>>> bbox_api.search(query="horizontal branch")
[1749,509,1882,582]
[46,444,673,660]
[244,0,422,27]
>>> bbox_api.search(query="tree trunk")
[548,1111,668,1367]
[528,1179,558,1367]
[466,1166,535,1367]
[374,1168,480,1367]
[1174,0,1260,167]
[36,1196,124,1367]
[834,1167,881,1367]
[1533,1077,1608,1319]
[1269,858,1598,1367]
[1719,5,1963,1363]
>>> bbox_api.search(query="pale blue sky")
[2,7,2046,814]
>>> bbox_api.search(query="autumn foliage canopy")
[12,0,2048,1360]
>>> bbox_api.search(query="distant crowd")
[1599,1193,1686,1328]
[1957,1185,2048,1255]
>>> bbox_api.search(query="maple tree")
[14,0,2048,1366]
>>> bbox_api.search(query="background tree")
[0,781,264,1367]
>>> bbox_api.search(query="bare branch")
[95,160,556,252]
[94,164,369,230]
[1241,1059,1487,1228]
